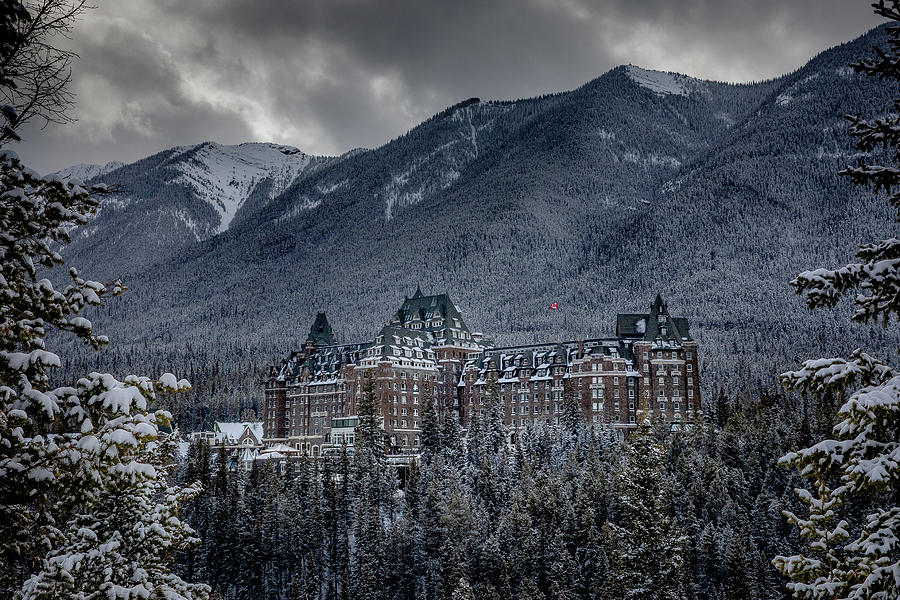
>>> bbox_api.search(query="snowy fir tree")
[605,423,687,600]
[773,3,900,599]
[0,2,208,598]
[0,148,209,598]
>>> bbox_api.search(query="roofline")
[484,337,629,352]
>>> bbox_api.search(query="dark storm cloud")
[13,0,885,174]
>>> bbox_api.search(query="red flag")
[550,302,559,310]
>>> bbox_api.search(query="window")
[628,401,635,410]
[688,402,694,410]
[628,389,634,398]
[687,364,693,372]
[614,389,620,398]
[688,389,694,398]
[674,402,680,411]
[614,402,620,411]
[614,376,619,385]
[659,389,664,397]
[659,402,665,411]
[686,351,692,359]
[629,415,636,423]
[643,352,649,360]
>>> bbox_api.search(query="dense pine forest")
[175,387,820,600]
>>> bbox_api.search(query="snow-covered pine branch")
[0,126,206,599]
[775,4,900,599]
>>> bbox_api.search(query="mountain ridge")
[58,24,900,427]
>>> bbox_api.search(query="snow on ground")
[625,66,690,96]
[173,142,314,233]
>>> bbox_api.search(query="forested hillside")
[60,25,900,428]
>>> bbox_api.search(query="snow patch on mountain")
[317,179,348,195]
[173,142,314,233]
[275,194,323,224]
[382,105,511,221]
[625,66,690,96]
[622,150,682,169]
[172,208,204,242]
[48,161,124,182]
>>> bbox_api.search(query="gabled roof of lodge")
[390,289,472,344]
[307,312,336,346]
[465,338,637,376]
[616,294,691,345]
[272,293,690,383]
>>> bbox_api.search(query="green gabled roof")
[307,312,336,346]
[616,313,649,338]
[304,341,372,376]
[374,324,434,360]
[390,289,471,337]
[615,295,692,343]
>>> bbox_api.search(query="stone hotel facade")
[263,289,701,454]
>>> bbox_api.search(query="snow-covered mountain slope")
[62,25,900,418]
[60,141,323,282]
[48,160,125,182]
[171,142,314,233]
[625,66,696,96]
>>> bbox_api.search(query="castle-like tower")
[262,291,701,454]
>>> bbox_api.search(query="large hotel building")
[262,289,701,454]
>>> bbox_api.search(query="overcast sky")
[14,0,886,174]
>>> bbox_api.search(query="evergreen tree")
[421,380,441,461]
[724,533,751,600]
[20,429,209,600]
[606,425,687,600]
[482,371,506,455]
[356,375,383,460]
[562,375,583,444]
[774,4,900,599]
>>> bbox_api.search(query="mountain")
[62,142,323,280]
[59,25,900,427]
[48,160,124,182]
